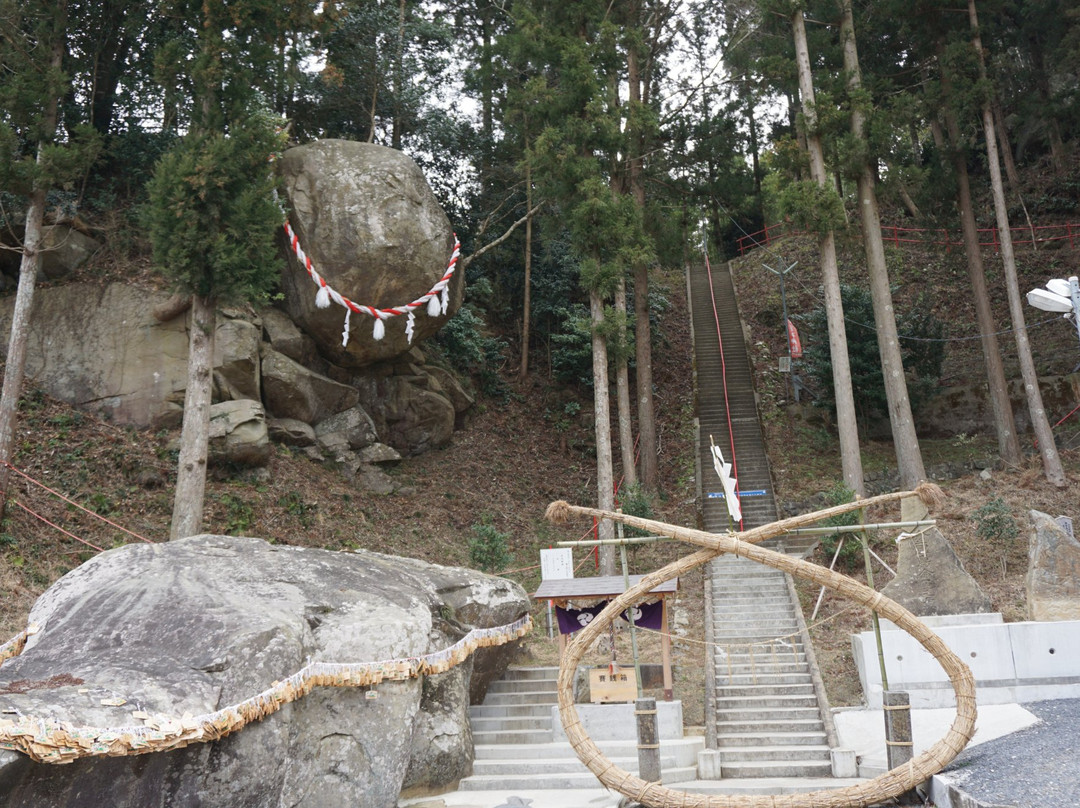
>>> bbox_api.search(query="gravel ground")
[936,699,1080,808]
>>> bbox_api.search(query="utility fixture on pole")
[763,258,799,399]
[1027,275,1080,368]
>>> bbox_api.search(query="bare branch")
[461,200,545,270]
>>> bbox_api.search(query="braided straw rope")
[0,616,530,764]
[545,483,976,808]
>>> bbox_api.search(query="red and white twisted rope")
[282,220,461,348]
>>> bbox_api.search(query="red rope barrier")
[3,462,155,544]
[12,500,106,553]
[703,249,744,531]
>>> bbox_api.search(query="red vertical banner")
[786,319,803,359]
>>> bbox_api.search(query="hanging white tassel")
[427,294,441,318]
[315,285,331,309]
[440,287,449,315]
[341,308,352,347]
[406,311,416,343]
[373,316,385,341]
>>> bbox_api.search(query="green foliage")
[800,284,945,428]
[549,304,594,387]
[145,106,286,303]
[618,482,654,538]
[818,482,863,571]
[468,517,512,573]
[220,493,254,535]
[776,179,847,236]
[972,497,1020,544]
[430,304,507,398]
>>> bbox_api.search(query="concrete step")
[476,690,559,706]
[501,666,560,680]
[469,715,552,733]
[715,672,813,686]
[457,766,699,791]
[715,707,823,723]
[719,745,832,764]
[716,683,815,698]
[716,718,825,735]
[471,728,554,745]
[470,752,687,777]
[719,760,834,779]
[485,677,557,695]
[676,777,870,797]
[469,703,553,719]
[716,694,819,709]
[718,731,829,748]
[473,738,703,764]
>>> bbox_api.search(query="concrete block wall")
[852,614,1080,708]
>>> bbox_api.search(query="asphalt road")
[937,699,1080,808]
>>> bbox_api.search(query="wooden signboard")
[589,666,637,704]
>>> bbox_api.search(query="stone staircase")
[689,259,838,781]
[459,666,702,792]
[710,554,833,778]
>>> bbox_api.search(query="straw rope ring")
[545,484,976,808]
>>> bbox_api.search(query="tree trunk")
[615,278,637,489]
[628,26,658,491]
[0,1,66,524]
[969,0,1064,486]
[590,289,616,574]
[170,294,217,539]
[520,157,533,378]
[992,97,1020,188]
[937,49,1021,467]
[391,0,406,150]
[841,0,926,490]
[792,9,865,496]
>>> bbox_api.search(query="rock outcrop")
[1027,510,1080,621]
[278,140,463,368]
[880,526,993,616]
[0,536,528,808]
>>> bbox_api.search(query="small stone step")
[715,706,823,723]
[501,666,560,680]
[717,731,828,748]
[477,690,559,706]
[716,718,825,735]
[719,745,832,764]
[485,677,557,695]
[718,760,834,779]
[715,672,813,686]
[470,753,686,777]
[469,715,552,733]
[457,766,699,791]
[470,728,555,745]
[715,683,815,698]
[469,703,553,719]
[715,694,819,709]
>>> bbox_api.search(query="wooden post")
[661,596,674,701]
[883,690,914,770]
[635,697,661,784]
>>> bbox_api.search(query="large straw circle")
[549,493,976,808]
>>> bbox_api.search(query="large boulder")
[277,140,462,368]
[0,536,528,808]
[355,374,455,456]
[208,399,271,467]
[880,525,993,616]
[261,347,359,423]
[1027,510,1080,621]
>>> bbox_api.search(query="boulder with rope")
[277,139,462,368]
[0,535,529,808]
